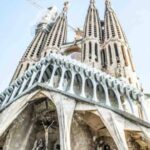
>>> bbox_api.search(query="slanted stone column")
[68,72,75,94]
[38,65,47,82]
[51,94,76,150]
[104,86,111,106]
[28,71,38,87]
[48,65,57,87]
[92,80,98,102]
[18,78,28,95]
[96,107,129,150]
[126,91,135,114]
[0,92,11,109]
[9,85,19,103]
[140,96,149,122]
[115,90,124,110]
[58,68,66,91]
[80,75,86,98]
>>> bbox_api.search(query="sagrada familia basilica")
[0,0,150,149]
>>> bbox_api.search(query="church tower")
[0,1,150,150]
[82,0,102,68]
[42,2,68,55]
[103,0,140,89]
[10,7,57,83]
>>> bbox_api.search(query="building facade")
[0,0,150,150]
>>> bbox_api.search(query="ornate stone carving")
[115,63,123,78]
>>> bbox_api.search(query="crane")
[25,0,84,39]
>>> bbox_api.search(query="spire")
[10,26,48,82]
[103,0,140,89]
[104,0,127,42]
[22,8,58,59]
[38,7,58,27]
[10,7,58,83]
[90,0,95,4]
[43,2,68,53]
[63,1,69,14]
[84,0,102,40]
[81,0,102,68]
[105,0,111,6]
[105,0,112,11]
[23,6,58,60]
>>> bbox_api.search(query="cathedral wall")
[102,40,140,89]
[11,60,35,82]
[0,90,150,150]
[3,106,36,150]
[70,111,118,150]
[71,117,94,150]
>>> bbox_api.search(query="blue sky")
[0,0,150,93]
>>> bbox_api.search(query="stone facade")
[0,0,150,150]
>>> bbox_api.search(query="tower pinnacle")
[82,0,102,68]
[105,0,111,4]
[90,0,95,4]
[105,0,111,9]
[43,1,68,54]
[39,7,57,25]
[63,0,69,13]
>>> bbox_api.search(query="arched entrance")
[71,111,118,150]
[3,94,60,150]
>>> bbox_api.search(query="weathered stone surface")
[0,90,150,150]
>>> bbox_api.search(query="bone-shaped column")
[51,94,76,150]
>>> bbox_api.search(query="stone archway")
[0,90,77,150]
[71,111,118,150]
[3,94,60,150]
